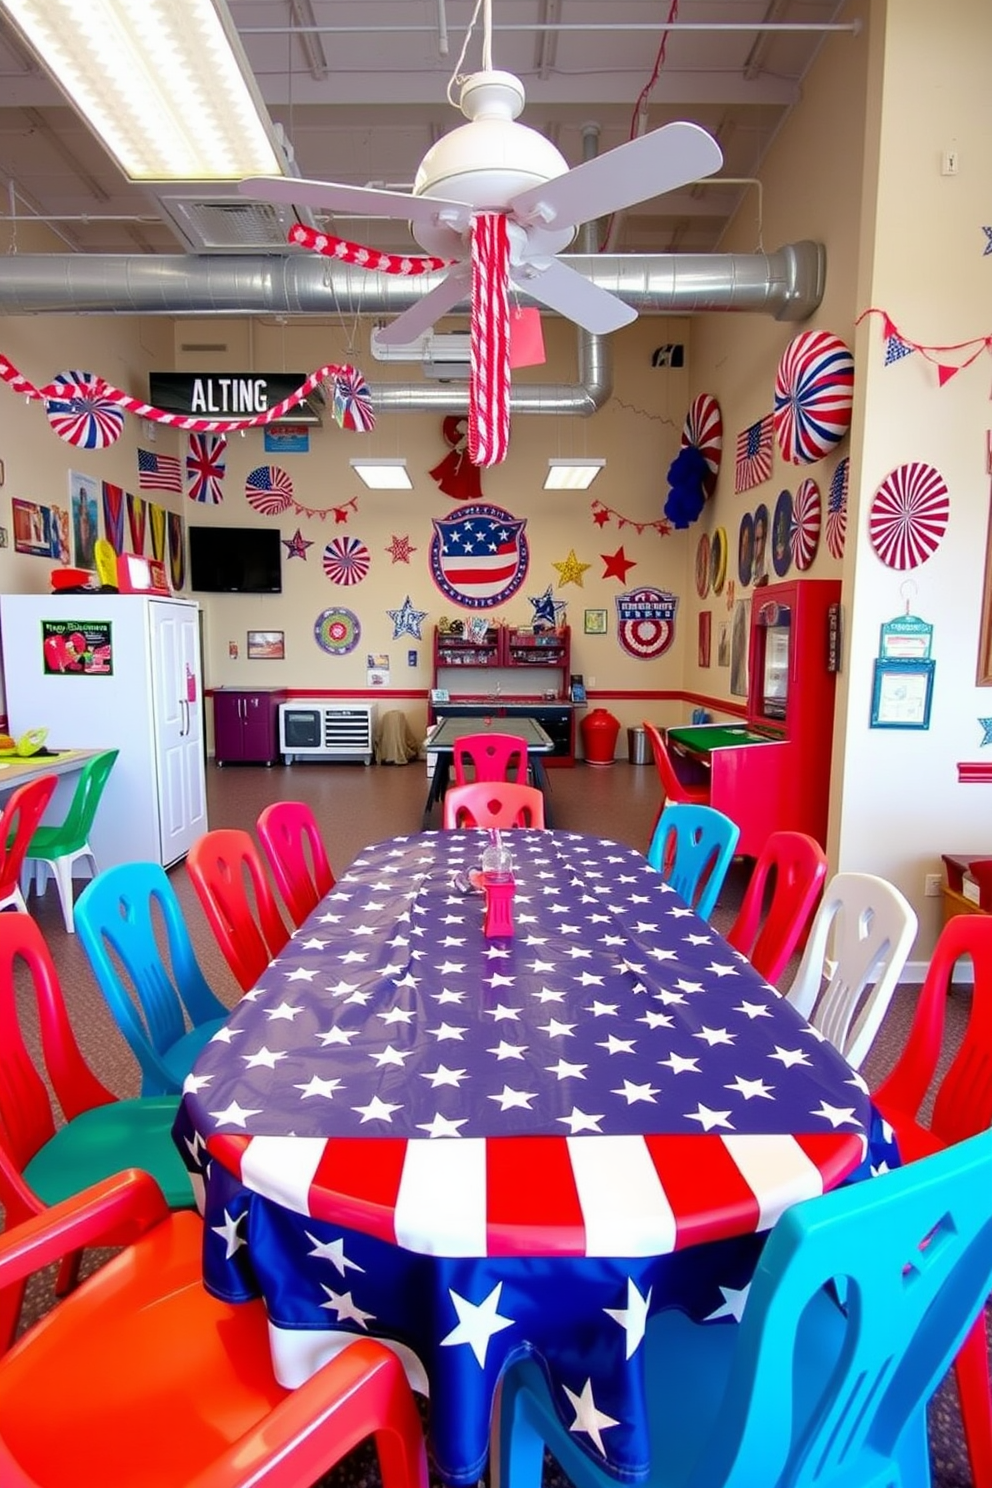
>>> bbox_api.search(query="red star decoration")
[601,546,637,583]
[386,533,417,564]
[592,506,611,528]
[333,506,352,523]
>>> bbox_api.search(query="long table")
[422,714,555,827]
[174,829,895,1485]
[0,746,101,794]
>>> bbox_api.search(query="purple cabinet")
[213,689,287,765]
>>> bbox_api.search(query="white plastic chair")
[786,871,918,1070]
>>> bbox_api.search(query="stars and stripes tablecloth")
[174,830,896,1485]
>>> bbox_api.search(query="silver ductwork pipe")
[0,241,823,415]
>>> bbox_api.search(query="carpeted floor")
[8,756,985,1487]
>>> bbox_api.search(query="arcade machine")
[666,578,841,856]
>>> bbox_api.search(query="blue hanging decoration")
[664,443,708,529]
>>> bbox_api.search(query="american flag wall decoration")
[734,415,774,493]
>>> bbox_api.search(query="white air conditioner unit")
[370,329,472,379]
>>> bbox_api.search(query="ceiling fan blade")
[508,121,722,233]
[513,259,637,334]
[371,267,472,346]
[239,176,473,231]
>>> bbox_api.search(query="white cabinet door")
[150,601,207,864]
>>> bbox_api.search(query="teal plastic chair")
[498,1127,992,1488]
[646,801,740,919]
[75,861,229,1097]
[0,911,194,1347]
[22,748,119,932]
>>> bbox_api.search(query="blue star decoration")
[528,584,567,630]
[387,595,428,641]
[979,718,992,746]
[283,528,313,560]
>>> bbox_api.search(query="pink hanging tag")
[509,307,546,369]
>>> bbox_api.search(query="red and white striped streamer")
[288,223,453,275]
[468,213,511,468]
[0,356,374,434]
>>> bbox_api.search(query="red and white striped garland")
[288,223,453,275]
[468,213,510,468]
[0,355,374,434]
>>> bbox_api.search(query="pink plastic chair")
[0,775,57,915]
[257,800,335,927]
[725,829,828,984]
[452,733,529,787]
[872,913,992,1488]
[442,782,545,830]
[642,723,709,841]
[186,828,290,992]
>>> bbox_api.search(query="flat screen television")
[188,525,282,593]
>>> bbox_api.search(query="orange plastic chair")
[452,732,529,786]
[0,775,57,915]
[872,913,992,1488]
[257,800,335,927]
[186,828,290,992]
[725,829,828,984]
[0,1163,430,1488]
[442,782,545,830]
[642,722,708,841]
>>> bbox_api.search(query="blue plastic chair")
[645,801,740,919]
[75,862,230,1097]
[498,1127,992,1488]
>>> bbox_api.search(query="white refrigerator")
[0,594,207,869]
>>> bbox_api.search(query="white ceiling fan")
[240,0,723,346]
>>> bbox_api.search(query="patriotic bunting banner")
[734,415,774,493]
[186,432,227,504]
[856,307,992,385]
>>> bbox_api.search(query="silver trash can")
[628,726,650,765]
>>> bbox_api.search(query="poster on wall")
[68,470,100,570]
[730,598,750,697]
[11,498,55,557]
[41,618,113,675]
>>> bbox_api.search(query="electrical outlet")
[924,873,942,897]
[941,149,959,175]
[587,676,596,687]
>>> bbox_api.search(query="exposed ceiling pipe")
[0,241,823,416]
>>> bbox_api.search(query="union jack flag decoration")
[734,415,773,493]
[186,432,227,504]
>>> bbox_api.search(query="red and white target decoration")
[680,393,723,495]
[245,466,293,514]
[45,370,125,448]
[615,587,678,660]
[322,535,371,585]
[790,479,821,571]
[869,462,949,570]
[773,331,854,465]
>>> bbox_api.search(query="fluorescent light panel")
[544,458,606,490]
[350,459,414,491]
[0,0,283,181]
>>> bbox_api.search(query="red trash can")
[580,708,621,766]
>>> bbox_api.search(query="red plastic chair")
[872,913,992,1488]
[257,800,335,928]
[452,732,529,787]
[642,723,708,842]
[442,782,545,830]
[0,775,57,915]
[725,829,828,984]
[186,828,290,992]
[0,1163,430,1488]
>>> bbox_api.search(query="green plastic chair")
[22,748,119,932]
[0,911,194,1348]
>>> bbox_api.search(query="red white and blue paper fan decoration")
[790,478,821,571]
[245,466,293,514]
[869,462,949,570]
[322,535,371,585]
[773,331,854,465]
[45,370,125,449]
[680,393,723,495]
[826,458,849,559]
[331,368,375,432]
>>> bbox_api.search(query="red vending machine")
[666,578,841,856]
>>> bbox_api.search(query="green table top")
[667,724,782,751]
[428,714,554,752]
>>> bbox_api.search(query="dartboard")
[869,462,949,570]
[773,331,854,465]
[826,459,849,559]
[680,393,723,495]
[322,535,371,585]
[245,466,293,514]
[314,607,361,655]
[790,479,821,571]
[45,370,125,449]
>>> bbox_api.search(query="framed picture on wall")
[247,630,285,660]
[584,609,607,635]
[698,610,712,668]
